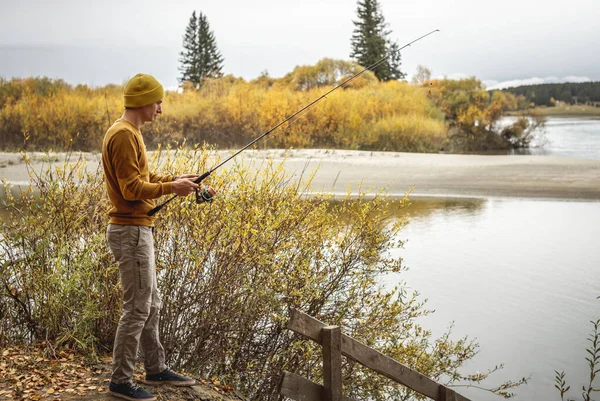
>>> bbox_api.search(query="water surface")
[385,197,600,401]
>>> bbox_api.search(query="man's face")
[141,100,162,123]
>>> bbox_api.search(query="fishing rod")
[148,28,440,217]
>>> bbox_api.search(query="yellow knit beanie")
[123,73,165,108]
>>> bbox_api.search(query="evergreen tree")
[386,40,406,81]
[350,0,405,81]
[179,11,224,87]
[179,11,199,84]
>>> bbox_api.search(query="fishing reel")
[195,186,216,204]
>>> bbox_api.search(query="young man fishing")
[102,73,199,400]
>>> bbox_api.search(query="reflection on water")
[401,196,486,220]
[384,196,600,401]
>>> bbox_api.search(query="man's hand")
[171,179,199,196]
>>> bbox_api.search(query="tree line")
[179,0,404,87]
[500,81,600,106]
[0,75,446,152]
[0,72,535,153]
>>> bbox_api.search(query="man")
[102,73,198,401]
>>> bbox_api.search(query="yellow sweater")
[102,119,174,226]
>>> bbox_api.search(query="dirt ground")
[0,346,247,401]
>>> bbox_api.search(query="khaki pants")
[106,224,166,384]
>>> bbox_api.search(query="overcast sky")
[0,0,598,89]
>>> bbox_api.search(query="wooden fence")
[278,308,471,401]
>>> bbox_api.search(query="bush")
[425,77,544,151]
[0,148,520,399]
[501,113,546,149]
[0,75,446,153]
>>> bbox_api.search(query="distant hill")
[500,81,600,106]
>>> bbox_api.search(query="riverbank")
[2,149,600,200]
[507,104,600,117]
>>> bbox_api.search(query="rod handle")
[194,171,211,184]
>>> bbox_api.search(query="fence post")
[322,326,342,401]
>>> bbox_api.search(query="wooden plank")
[452,389,471,401]
[458,392,471,401]
[438,386,462,401]
[287,308,323,342]
[322,326,342,401]
[287,309,468,401]
[340,335,439,400]
[438,387,444,401]
[278,371,356,401]
[438,386,448,401]
[279,371,322,401]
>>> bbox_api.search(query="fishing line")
[148,29,440,216]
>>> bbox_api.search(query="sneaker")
[145,368,196,386]
[109,381,156,401]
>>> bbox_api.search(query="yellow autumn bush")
[0,148,494,400]
[425,77,541,151]
[0,72,447,152]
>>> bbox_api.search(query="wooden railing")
[278,308,471,401]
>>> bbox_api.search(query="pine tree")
[386,40,406,81]
[179,11,224,87]
[179,11,199,84]
[350,0,405,81]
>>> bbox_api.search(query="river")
[383,117,600,400]
[384,196,600,401]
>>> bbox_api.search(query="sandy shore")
[1,149,600,200]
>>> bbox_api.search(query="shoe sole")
[144,379,196,387]
[109,390,157,401]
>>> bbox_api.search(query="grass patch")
[509,104,600,117]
